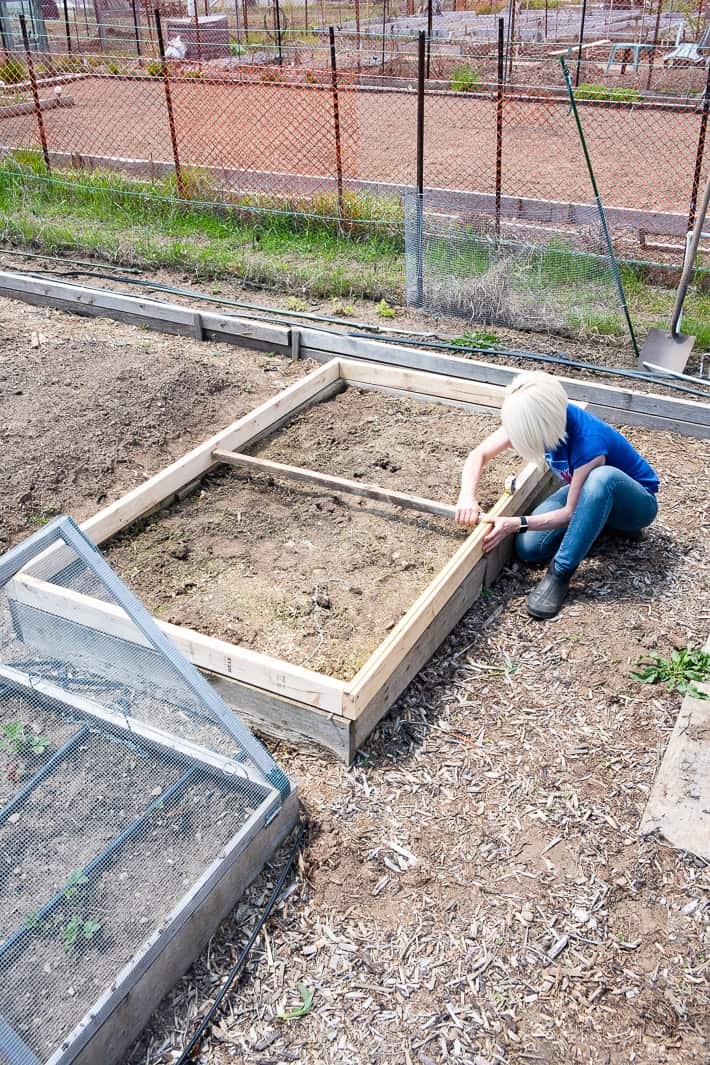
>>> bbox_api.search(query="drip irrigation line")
[4,263,709,398]
[175,822,305,1065]
[51,268,435,335]
[0,247,143,273]
[336,331,710,399]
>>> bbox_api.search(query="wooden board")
[343,461,547,719]
[13,359,549,761]
[213,449,456,519]
[22,360,344,583]
[640,636,710,861]
[300,330,710,436]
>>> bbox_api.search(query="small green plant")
[278,982,314,1020]
[286,295,308,311]
[451,329,499,349]
[376,298,395,318]
[330,299,356,316]
[0,57,27,85]
[451,64,481,94]
[105,61,125,76]
[61,914,102,951]
[0,722,49,757]
[576,83,642,104]
[182,68,204,80]
[26,871,102,952]
[145,59,164,77]
[229,40,246,56]
[632,646,710,699]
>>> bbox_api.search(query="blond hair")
[501,371,568,468]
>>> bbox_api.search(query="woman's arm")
[455,427,512,527]
[479,455,605,552]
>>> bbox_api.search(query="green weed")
[632,646,710,699]
[0,722,49,758]
[576,83,642,104]
[451,64,481,93]
[451,329,499,348]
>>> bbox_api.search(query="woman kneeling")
[455,371,659,619]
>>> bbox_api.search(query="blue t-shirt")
[546,405,659,493]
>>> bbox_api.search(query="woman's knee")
[580,464,617,500]
[515,529,558,565]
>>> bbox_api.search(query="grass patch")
[576,83,643,104]
[0,155,405,300]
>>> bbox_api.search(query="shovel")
[639,173,710,374]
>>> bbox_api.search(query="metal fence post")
[495,16,504,239]
[274,0,283,66]
[574,0,588,88]
[328,26,345,224]
[62,0,72,53]
[688,62,710,234]
[154,9,185,199]
[426,0,432,79]
[130,0,142,57]
[415,29,425,306]
[19,15,51,173]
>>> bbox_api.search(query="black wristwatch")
[519,515,529,533]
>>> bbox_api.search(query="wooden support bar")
[0,662,269,788]
[213,449,456,520]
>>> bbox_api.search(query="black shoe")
[527,562,571,619]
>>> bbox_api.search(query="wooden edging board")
[11,357,544,761]
[0,270,707,437]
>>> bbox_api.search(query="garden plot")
[0,517,296,1065]
[13,359,551,762]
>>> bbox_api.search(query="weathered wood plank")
[300,330,710,433]
[343,460,545,719]
[213,449,456,520]
[640,635,710,861]
[9,573,347,715]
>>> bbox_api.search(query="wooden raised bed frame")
[12,358,552,763]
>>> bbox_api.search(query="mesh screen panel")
[404,191,627,338]
[0,517,288,1065]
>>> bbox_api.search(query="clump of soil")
[102,388,519,679]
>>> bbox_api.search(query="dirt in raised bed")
[101,389,520,680]
[2,761,270,1062]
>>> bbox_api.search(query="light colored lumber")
[297,329,710,434]
[640,636,710,861]
[213,449,456,519]
[0,662,269,788]
[337,356,505,408]
[206,669,353,761]
[9,573,346,715]
[343,460,545,719]
[22,360,344,582]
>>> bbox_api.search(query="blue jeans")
[514,466,658,577]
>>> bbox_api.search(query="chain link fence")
[1,7,709,346]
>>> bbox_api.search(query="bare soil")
[0,76,698,216]
[101,388,517,679]
[0,293,708,1065]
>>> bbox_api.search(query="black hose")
[5,260,709,399]
[175,822,305,1065]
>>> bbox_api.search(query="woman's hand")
[480,514,521,552]
[455,498,481,528]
